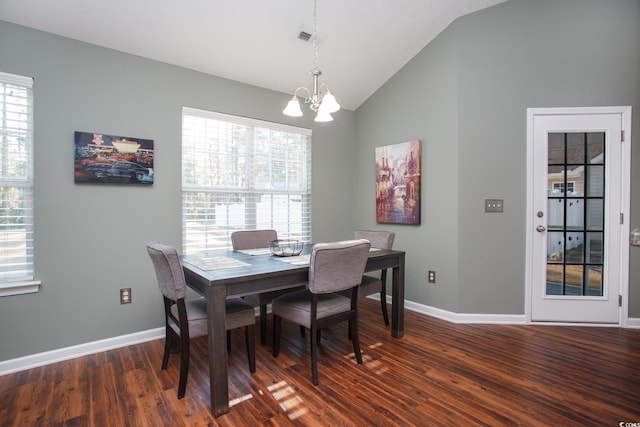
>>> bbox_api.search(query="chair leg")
[350,315,363,365]
[310,325,319,385]
[260,304,268,345]
[246,324,256,373]
[177,332,190,399]
[272,315,281,357]
[380,292,389,326]
[227,330,231,352]
[161,326,172,370]
[301,326,321,341]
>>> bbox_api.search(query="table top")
[182,246,310,279]
[181,245,404,297]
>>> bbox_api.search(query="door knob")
[536,225,546,232]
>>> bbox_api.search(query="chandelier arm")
[293,86,312,103]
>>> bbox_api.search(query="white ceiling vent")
[297,30,313,42]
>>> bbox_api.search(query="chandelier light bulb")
[283,96,303,117]
[314,107,333,122]
[321,90,340,113]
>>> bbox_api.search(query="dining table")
[181,244,405,417]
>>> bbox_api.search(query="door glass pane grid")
[546,132,605,297]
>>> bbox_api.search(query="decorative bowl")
[269,239,303,257]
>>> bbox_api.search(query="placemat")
[184,256,250,271]
[237,248,272,256]
[273,248,379,266]
[274,254,310,266]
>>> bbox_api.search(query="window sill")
[0,280,41,297]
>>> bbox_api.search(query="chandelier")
[282,0,340,122]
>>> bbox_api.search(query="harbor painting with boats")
[74,131,154,184]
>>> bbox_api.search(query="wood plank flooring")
[2,299,640,426]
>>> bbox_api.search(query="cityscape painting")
[74,131,154,184]
[375,140,421,225]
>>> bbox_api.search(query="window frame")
[0,71,39,296]
[181,107,312,255]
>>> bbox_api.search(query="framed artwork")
[375,140,421,225]
[74,131,154,184]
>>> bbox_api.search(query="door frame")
[525,106,632,326]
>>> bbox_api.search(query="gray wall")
[356,0,640,315]
[0,20,356,361]
[355,24,462,312]
[2,0,639,362]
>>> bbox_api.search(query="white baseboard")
[0,327,164,376]
[403,300,527,324]
[376,294,640,326]
[627,317,640,328]
[2,299,638,376]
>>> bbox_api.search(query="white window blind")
[0,72,34,282]
[182,107,312,254]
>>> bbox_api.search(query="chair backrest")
[354,229,395,250]
[231,229,278,250]
[146,241,187,302]
[308,239,371,294]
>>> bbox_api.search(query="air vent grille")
[298,31,312,42]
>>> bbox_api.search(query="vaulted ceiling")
[0,0,507,110]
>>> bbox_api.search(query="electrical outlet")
[120,288,131,304]
[428,270,436,283]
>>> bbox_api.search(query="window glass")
[181,108,312,254]
[0,72,34,282]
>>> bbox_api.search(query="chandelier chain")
[313,0,318,70]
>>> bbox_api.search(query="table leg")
[391,252,405,338]
[207,285,229,416]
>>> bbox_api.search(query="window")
[552,181,575,193]
[182,107,312,254]
[0,72,35,288]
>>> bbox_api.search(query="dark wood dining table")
[181,245,405,417]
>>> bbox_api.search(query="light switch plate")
[485,199,504,213]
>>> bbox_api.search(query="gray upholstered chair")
[146,241,256,399]
[352,229,395,326]
[231,229,305,345]
[271,239,371,385]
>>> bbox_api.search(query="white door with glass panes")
[526,107,631,324]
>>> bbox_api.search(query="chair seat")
[169,297,255,336]
[272,289,351,328]
[225,298,257,330]
[170,297,207,321]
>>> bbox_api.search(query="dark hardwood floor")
[2,298,640,426]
